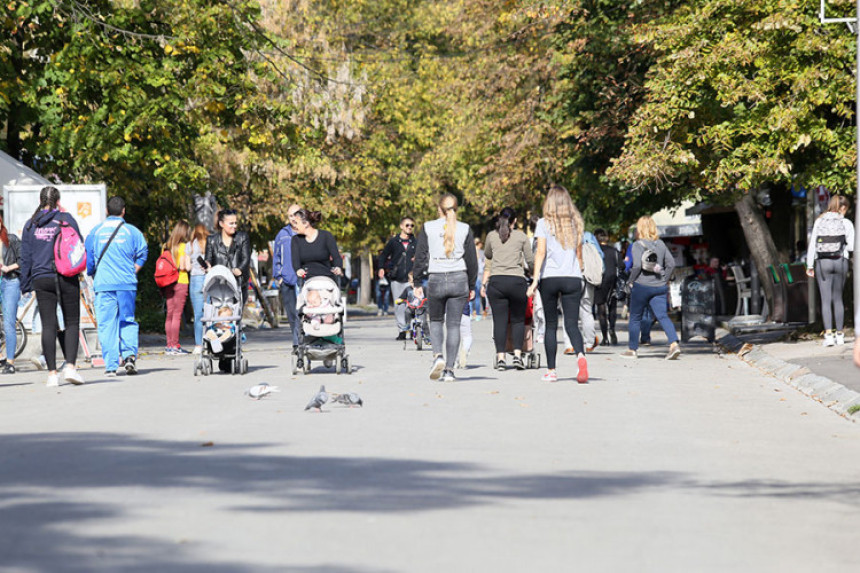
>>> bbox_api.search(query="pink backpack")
[53,221,87,276]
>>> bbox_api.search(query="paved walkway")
[1,315,860,572]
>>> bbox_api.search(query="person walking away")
[0,218,21,373]
[188,223,210,354]
[578,230,603,351]
[806,195,854,346]
[85,196,148,376]
[290,209,344,280]
[471,238,486,320]
[204,208,252,304]
[624,230,654,345]
[412,193,478,382]
[620,215,680,360]
[273,205,302,351]
[526,185,589,383]
[481,207,534,370]
[162,221,191,354]
[20,186,86,386]
[379,217,417,340]
[594,229,621,345]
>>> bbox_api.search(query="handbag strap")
[94,222,125,276]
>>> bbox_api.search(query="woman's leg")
[647,285,679,344]
[443,276,470,369]
[816,259,834,331]
[175,284,189,347]
[33,279,59,371]
[505,277,529,352]
[427,275,446,357]
[627,284,646,351]
[597,302,609,341]
[831,259,848,331]
[58,275,80,366]
[190,275,205,347]
[486,279,510,354]
[559,278,584,355]
[2,278,21,363]
[539,278,561,369]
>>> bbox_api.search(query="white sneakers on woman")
[45,366,85,387]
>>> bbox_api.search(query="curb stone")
[718,332,860,421]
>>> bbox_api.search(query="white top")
[806,213,855,269]
[423,218,470,274]
[534,218,582,279]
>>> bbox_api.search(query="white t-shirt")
[534,218,582,279]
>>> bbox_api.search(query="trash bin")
[681,276,716,343]
[780,263,809,323]
[767,264,788,323]
[263,289,281,327]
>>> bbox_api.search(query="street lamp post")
[819,0,860,325]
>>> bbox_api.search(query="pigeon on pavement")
[332,392,363,407]
[246,383,280,400]
[305,385,329,411]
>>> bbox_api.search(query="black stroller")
[193,265,248,376]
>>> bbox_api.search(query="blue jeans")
[279,281,300,347]
[1,277,21,361]
[376,281,390,313]
[470,278,483,315]
[95,290,139,371]
[627,284,678,351]
[641,306,654,343]
[189,274,205,346]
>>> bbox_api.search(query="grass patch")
[847,404,860,416]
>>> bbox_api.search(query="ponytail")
[496,207,516,244]
[439,193,459,257]
[30,186,61,225]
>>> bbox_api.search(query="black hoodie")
[20,209,82,293]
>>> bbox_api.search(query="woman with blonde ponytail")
[412,193,478,382]
[526,184,589,383]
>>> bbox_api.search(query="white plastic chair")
[729,264,752,315]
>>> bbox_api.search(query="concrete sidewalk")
[2,314,860,572]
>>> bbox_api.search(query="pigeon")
[332,392,363,407]
[305,385,329,411]
[246,383,280,400]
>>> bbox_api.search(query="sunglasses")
[404,224,414,228]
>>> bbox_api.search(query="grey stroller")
[291,275,350,375]
[193,265,249,376]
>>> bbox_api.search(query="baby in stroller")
[194,265,248,376]
[292,276,351,374]
[204,306,237,354]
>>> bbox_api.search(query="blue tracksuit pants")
[96,290,139,371]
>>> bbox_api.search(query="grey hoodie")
[629,239,674,287]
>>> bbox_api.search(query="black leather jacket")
[205,231,251,277]
[2,234,21,280]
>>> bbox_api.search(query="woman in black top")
[204,208,252,303]
[290,209,343,280]
[0,217,21,374]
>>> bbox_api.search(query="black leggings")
[487,275,529,353]
[539,276,584,369]
[597,294,618,339]
[33,275,80,371]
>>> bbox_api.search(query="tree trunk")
[359,248,372,306]
[734,192,784,322]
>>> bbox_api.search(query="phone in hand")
[197,256,207,268]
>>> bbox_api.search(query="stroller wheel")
[302,355,311,374]
[343,357,351,375]
[242,358,249,374]
[324,359,334,369]
[291,354,298,375]
[335,357,342,375]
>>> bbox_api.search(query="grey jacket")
[629,239,674,287]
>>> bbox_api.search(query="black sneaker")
[441,369,456,382]
[123,356,138,375]
[1,363,15,374]
[396,331,406,341]
[512,356,525,370]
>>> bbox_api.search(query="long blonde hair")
[636,215,659,241]
[826,195,850,215]
[438,193,459,257]
[542,184,583,251]
[165,220,191,260]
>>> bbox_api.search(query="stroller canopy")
[203,265,243,306]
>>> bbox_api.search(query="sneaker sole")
[665,349,681,360]
[429,361,445,380]
[125,364,138,375]
[576,359,589,383]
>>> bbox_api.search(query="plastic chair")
[729,264,751,315]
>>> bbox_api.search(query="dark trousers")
[539,277,584,369]
[597,295,618,340]
[279,282,300,346]
[33,275,80,371]
[487,275,529,353]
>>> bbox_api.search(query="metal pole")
[855,0,860,327]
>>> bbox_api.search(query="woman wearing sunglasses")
[204,208,252,304]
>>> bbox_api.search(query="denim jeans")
[1,277,21,361]
[189,274,205,346]
[428,271,470,368]
[627,283,678,351]
[279,281,300,347]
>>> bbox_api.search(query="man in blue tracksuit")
[272,204,301,349]
[85,197,148,376]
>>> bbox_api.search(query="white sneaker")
[835,332,845,346]
[192,345,202,355]
[63,365,85,385]
[823,333,835,347]
[31,355,47,371]
[429,356,445,380]
[46,373,59,387]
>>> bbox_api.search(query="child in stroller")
[193,265,248,376]
[292,276,351,375]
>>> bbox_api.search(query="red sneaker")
[576,356,589,384]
